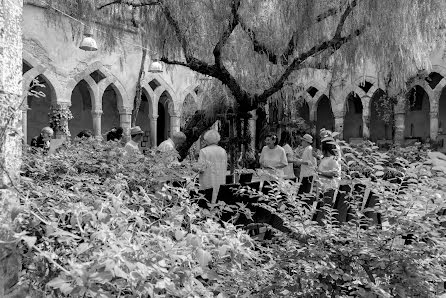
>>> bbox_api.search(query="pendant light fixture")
[148,58,163,73]
[79,26,98,51]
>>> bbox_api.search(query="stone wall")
[0,0,24,297]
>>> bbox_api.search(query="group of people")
[259,129,342,200]
[30,124,342,208]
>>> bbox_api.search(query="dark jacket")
[30,135,49,152]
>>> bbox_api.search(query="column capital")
[150,115,159,121]
[53,102,71,109]
[91,110,103,117]
[430,111,439,118]
[119,106,133,115]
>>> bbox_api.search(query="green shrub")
[3,139,446,297]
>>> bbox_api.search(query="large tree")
[47,0,445,156]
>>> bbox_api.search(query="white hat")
[301,134,313,143]
[130,126,144,136]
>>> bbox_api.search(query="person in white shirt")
[196,130,228,203]
[279,130,296,180]
[314,140,342,224]
[259,133,288,179]
[157,131,186,153]
[294,134,317,194]
[124,126,143,155]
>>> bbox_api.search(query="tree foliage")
[43,0,446,110]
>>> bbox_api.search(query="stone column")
[362,114,370,139]
[91,110,103,139]
[249,109,258,152]
[119,108,132,141]
[334,116,344,140]
[309,104,317,136]
[0,1,24,296]
[394,112,406,144]
[170,114,180,135]
[430,111,439,141]
[149,115,158,147]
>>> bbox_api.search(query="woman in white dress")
[197,130,228,203]
[259,133,288,179]
[279,130,296,180]
[314,140,342,223]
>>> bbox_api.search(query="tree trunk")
[131,48,147,127]
[177,111,214,160]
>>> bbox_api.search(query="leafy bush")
[3,139,446,297]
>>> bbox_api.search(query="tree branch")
[213,0,241,67]
[159,2,191,62]
[239,0,358,65]
[256,5,363,104]
[97,0,160,10]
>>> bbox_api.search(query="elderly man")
[158,131,187,153]
[30,126,54,152]
[196,130,227,203]
[124,126,144,155]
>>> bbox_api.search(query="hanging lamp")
[79,26,98,51]
[148,58,163,73]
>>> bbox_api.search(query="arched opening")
[370,89,393,142]
[438,86,446,151]
[101,84,120,135]
[316,95,335,144]
[181,94,198,130]
[27,75,52,144]
[157,91,172,145]
[297,99,310,123]
[70,80,93,138]
[343,92,363,142]
[404,86,430,141]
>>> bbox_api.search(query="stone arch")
[369,88,393,142]
[343,92,364,142]
[25,73,57,144]
[315,94,335,143]
[22,55,63,103]
[97,75,130,111]
[353,75,381,98]
[406,78,436,113]
[179,83,202,110]
[404,85,430,141]
[143,74,178,111]
[157,90,175,144]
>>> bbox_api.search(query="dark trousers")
[298,176,313,194]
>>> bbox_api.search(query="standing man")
[30,126,54,152]
[294,134,317,194]
[158,131,187,153]
[124,126,144,155]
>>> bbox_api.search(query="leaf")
[174,229,186,241]
[47,277,69,288]
[373,165,384,171]
[21,235,37,248]
[76,243,91,255]
[375,171,384,177]
[196,248,212,268]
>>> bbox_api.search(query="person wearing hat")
[294,134,317,194]
[124,126,144,155]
